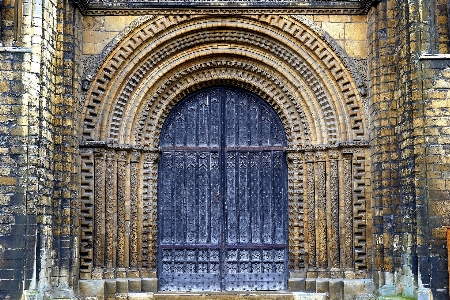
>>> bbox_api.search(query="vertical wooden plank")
[161,152,173,244]
[238,152,249,243]
[238,92,249,146]
[209,89,221,147]
[210,152,220,243]
[198,92,208,146]
[186,152,197,244]
[271,108,283,146]
[261,107,271,146]
[262,152,273,243]
[226,152,237,244]
[249,99,260,146]
[198,152,210,243]
[250,152,261,243]
[186,97,197,147]
[225,89,236,147]
[175,105,186,147]
[174,152,186,243]
[273,151,286,244]
[162,114,175,146]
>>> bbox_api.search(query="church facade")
[0,0,449,299]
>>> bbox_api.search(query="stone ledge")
[292,293,328,300]
[154,292,295,300]
[0,47,32,53]
[419,54,450,60]
[79,278,158,298]
[288,278,375,299]
[70,1,374,16]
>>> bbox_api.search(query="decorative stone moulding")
[79,13,373,286]
[81,15,369,148]
[69,0,376,15]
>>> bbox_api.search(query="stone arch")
[78,14,373,284]
[81,14,368,147]
[125,56,315,147]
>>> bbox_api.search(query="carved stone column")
[105,150,116,276]
[142,152,159,271]
[315,152,327,269]
[93,150,105,278]
[352,152,369,272]
[328,150,340,269]
[343,153,353,269]
[287,152,305,271]
[116,151,128,269]
[130,151,141,270]
[80,149,95,279]
[305,152,315,269]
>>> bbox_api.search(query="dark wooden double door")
[158,87,288,291]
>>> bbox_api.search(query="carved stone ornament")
[70,0,375,15]
[328,150,339,160]
[287,152,303,164]
[82,15,369,148]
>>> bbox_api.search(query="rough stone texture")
[0,0,82,298]
[0,0,449,299]
[367,0,450,296]
[0,46,31,300]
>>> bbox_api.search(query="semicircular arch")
[81,14,368,148]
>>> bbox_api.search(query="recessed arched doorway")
[157,86,288,292]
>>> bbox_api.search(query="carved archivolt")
[79,13,372,281]
[82,14,368,147]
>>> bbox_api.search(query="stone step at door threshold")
[151,292,328,300]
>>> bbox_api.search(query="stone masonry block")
[128,278,142,293]
[78,280,105,298]
[292,292,328,300]
[288,278,306,291]
[305,279,316,293]
[315,280,329,294]
[328,280,344,300]
[142,278,158,293]
[116,279,129,293]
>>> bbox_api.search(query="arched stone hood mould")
[81,15,369,148]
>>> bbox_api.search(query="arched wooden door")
[158,86,288,291]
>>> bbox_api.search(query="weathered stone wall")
[417,58,450,299]
[368,0,450,297]
[304,15,368,59]
[82,16,138,55]
[0,0,82,299]
[50,0,83,292]
[0,46,33,300]
[0,1,51,298]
